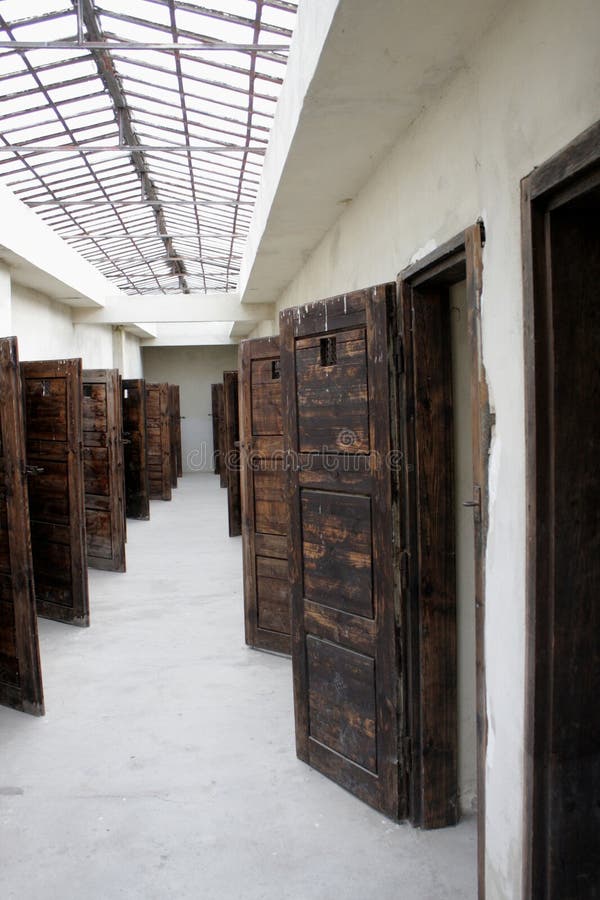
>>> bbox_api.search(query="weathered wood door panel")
[172,385,183,479]
[211,383,222,478]
[240,337,290,654]
[122,378,150,519]
[217,383,227,488]
[280,286,402,818]
[146,382,171,501]
[0,337,44,715]
[168,384,178,489]
[21,358,89,626]
[223,370,241,537]
[82,369,126,572]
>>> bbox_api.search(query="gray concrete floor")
[0,473,476,900]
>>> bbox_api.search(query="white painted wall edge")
[0,182,122,308]
[72,294,274,325]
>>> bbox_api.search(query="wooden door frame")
[239,336,290,655]
[223,370,241,537]
[82,368,126,572]
[398,222,489,894]
[0,337,44,715]
[122,378,150,520]
[521,120,600,900]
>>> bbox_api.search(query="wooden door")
[523,124,600,900]
[172,385,183,478]
[217,383,227,488]
[280,286,402,818]
[122,378,150,519]
[223,370,241,537]
[240,337,290,654]
[0,337,44,715]
[82,369,126,572]
[21,359,89,626]
[211,383,222,478]
[146,382,171,501]
[168,384,178,489]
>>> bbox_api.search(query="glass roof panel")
[0,0,298,293]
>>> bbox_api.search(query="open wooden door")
[146,382,171,501]
[223,370,241,537]
[82,369,126,572]
[280,286,403,818]
[240,337,290,655]
[21,358,89,626]
[211,383,222,478]
[168,384,178,489]
[122,378,150,519]
[217,383,227,488]
[0,337,44,715]
[172,385,183,478]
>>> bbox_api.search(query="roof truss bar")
[0,40,289,52]
[111,52,279,103]
[147,0,293,38]
[76,0,188,291]
[0,143,267,154]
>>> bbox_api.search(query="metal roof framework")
[0,0,298,294]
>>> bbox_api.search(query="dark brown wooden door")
[217,383,227,488]
[122,378,150,519]
[168,384,178,489]
[172,385,183,478]
[223,370,241,537]
[146,382,171,501]
[82,369,126,572]
[211,383,222,478]
[0,337,44,715]
[280,285,402,818]
[21,358,89,626]
[240,337,290,654]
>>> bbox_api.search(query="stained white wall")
[8,282,143,375]
[141,345,239,472]
[250,0,600,896]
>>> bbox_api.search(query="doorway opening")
[398,223,489,898]
[522,121,600,900]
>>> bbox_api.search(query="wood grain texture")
[0,337,44,715]
[21,358,89,626]
[83,369,126,572]
[168,384,179,489]
[239,337,290,655]
[523,136,600,900]
[211,383,222,477]
[223,370,241,537]
[280,285,402,819]
[145,383,171,501]
[122,378,150,520]
[398,224,488,892]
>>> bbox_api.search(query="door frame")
[521,120,600,900]
[398,222,488,895]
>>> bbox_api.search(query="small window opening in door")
[320,336,337,367]
[271,360,281,380]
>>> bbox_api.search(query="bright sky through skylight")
[0,0,298,293]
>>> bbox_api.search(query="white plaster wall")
[259,0,600,896]
[9,282,143,374]
[142,345,239,472]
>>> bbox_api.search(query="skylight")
[0,0,298,294]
